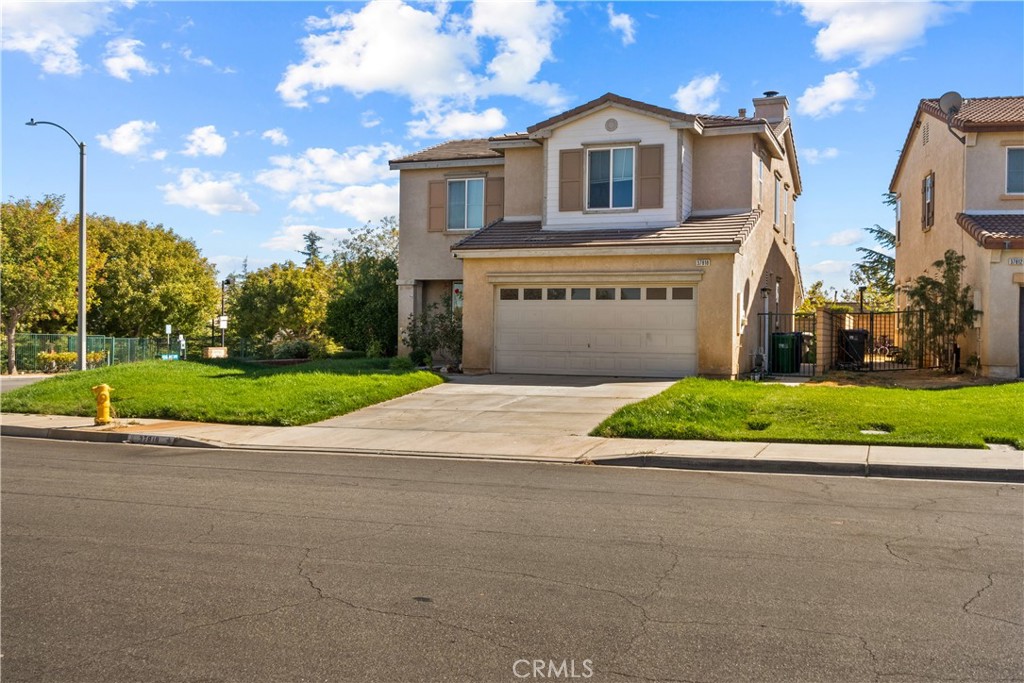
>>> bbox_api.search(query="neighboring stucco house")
[390,92,803,378]
[890,96,1024,378]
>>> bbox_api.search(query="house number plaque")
[695,259,711,267]
[1009,257,1024,266]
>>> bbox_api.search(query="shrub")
[388,356,415,372]
[401,295,462,367]
[36,351,107,373]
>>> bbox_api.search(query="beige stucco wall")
[965,131,1024,210]
[691,135,754,213]
[396,164,504,282]
[502,147,543,219]
[460,252,739,377]
[969,246,1023,377]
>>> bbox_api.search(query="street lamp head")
[26,119,37,126]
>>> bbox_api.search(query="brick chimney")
[752,91,788,123]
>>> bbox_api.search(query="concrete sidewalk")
[3,410,1021,483]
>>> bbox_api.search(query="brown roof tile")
[390,139,503,165]
[452,211,761,252]
[921,96,1024,131]
[956,213,1024,249]
[527,93,697,133]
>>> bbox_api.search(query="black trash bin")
[771,332,802,373]
[838,328,867,368]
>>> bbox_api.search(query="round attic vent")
[605,118,618,132]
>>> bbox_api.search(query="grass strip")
[591,378,1024,449]
[1,359,443,427]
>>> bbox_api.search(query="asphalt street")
[2,437,1021,683]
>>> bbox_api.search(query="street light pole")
[27,119,88,371]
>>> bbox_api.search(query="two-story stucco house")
[890,96,1024,378]
[390,92,803,378]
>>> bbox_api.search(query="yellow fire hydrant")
[91,384,112,425]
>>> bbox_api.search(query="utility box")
[771,332,802,373]
[838,328,867,368]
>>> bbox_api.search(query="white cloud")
[802,147,840,164]
[1,2,118,76]
[290,183,400,223]
[825,229,862,247]
[277,0,566,134]
[151,149,168,161]
[261,128,289,146]
[792,1,958,67]
[160,169,258,215]
[671,74,723,114]
[807,259,853,275]
[182,125,227,157]
[103,37,156,81]
[407,106,507,139]
[181,46,235,74]
[96,120,158,156]
[607,4,636,46]
[260,224,353,252]
[255,144,401,194]
[797,70,874,119]
[361,110,382,128]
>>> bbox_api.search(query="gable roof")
[890,96,1024,191]
[452,211,761,254]
[390,139,503,166]
[956,213,1024,249]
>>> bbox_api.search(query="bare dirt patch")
[808,369,1016,389]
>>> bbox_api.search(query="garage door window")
[621,287,641,300]
[672,287,694,300]
[524,288,543,300]
[500,288,519,300]
[596,287,616,300]
[547,288,566,300]
[571,288,591,300]
[646,288,667,300]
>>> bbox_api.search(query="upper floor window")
[894,197,902,243]
[588,147,634,209]
[1007,147,1024,194]
[922,172,935,229]
[447,178,484,231]
[757,159,764,203]
[774,176,781,226]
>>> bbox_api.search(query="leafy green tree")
[849,224,895,309]
[231,260,333,351]
[0,196,104,374]
[903,249,977,373]
[796,280,841,313]
[325,218,398,355]
[89,216,219,337]
[299,231,324,266]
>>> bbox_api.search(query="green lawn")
[1,359,443,426]
[591,378,1024,449]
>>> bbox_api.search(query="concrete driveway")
[315,373,674,436]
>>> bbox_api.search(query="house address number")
[695,259,711,267]
[1009,257,1024,266]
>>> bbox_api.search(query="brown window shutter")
[559,149,584,211]
[485,177,504,226]
[428,180,446,232]
[921,176,927,228]
[637,144,664,209]
[927,172,935,226]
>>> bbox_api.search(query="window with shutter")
[922,172,934,229]
[637,144,663,209]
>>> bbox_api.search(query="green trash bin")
[771,332,800,373]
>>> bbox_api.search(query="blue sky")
[3,1,1022,293]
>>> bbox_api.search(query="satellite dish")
[938,91,963,117]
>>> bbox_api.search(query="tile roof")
[390,139,503,165]
[921,96,1024,131]
[956,213,1024,249]
[452,211,761,252]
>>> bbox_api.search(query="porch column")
[397,279,421,356]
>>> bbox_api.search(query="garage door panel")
[494,285,698,378]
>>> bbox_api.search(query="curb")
[1,425,217,450]
[588,454,1024,484]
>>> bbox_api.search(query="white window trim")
[1006,146,1024,195]
[585,146,636,211]
[757,159,764,207]
[773,176,781,229]
[446,177,485,231]
[894,197,902,245]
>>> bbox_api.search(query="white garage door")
[494,284,697,378]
